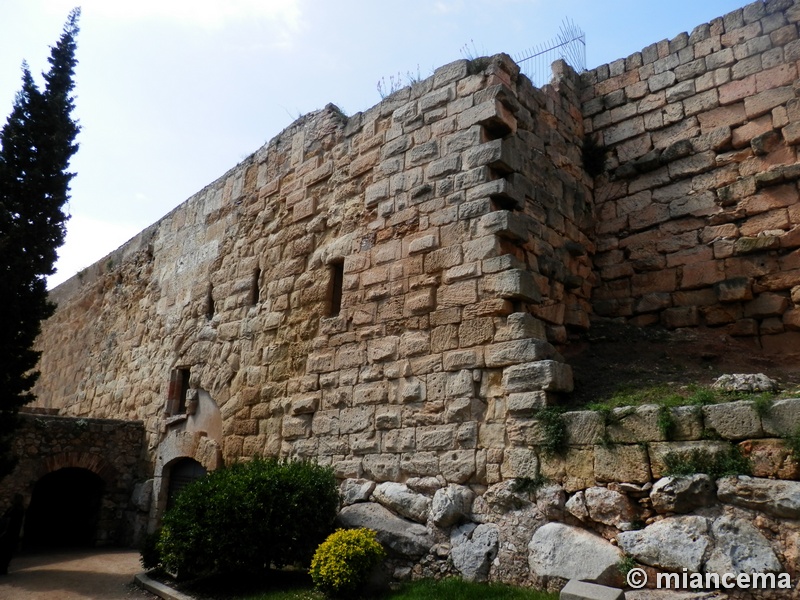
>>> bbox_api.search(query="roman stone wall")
[34,53,593,488]
[25,1,800,589]
[335,397,800,590]
[584,0,800,355]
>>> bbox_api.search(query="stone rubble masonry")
[30,2,800,490]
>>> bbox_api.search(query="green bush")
[140,528,163,571]
[310,528,386,597]
[156,458,338,579]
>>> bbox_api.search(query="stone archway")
[149,430,222,531]
[165,457,207,510]
[23,467,105,550]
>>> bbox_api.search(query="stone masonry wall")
[0,413,146,546]
[335,397,800,592]
[27,0,800,591]
[35,54,590,486]
[584,0,800,356]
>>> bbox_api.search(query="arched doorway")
[24,468,104,550]
[166,458,207,510]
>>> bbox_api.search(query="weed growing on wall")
[617,554,637,577]
[751,394,774,418]
[663,445,751,479]
[783,425,800,460]
[535,407,567,456]
[511,473,550,494]
[657,405,676,441]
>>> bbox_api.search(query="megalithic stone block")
[484,268,541,302]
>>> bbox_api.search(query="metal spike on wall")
[513,19,586,88]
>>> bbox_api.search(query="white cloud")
[47,0,303,31]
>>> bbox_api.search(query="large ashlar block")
[648,441,733,478]
[339,406,374,434]
[493,312,547,342]
[463,138,524,174]
[501,360,574,393]
[500,446,538,479]
[702,400,764,439]
[483,269,541,302]
[594,444,651,484]
[606,405,665,443]
[476,209,529,241]
[281,415,311,440]
[457,99,517,136]
[563,411,605,445]
[417,424,457,451]
[506,391,549,416]
[353,381,390,406]
[484,339,555,367]
[367,337,399,363]
[400,451,439,477]
[362,453,401,482]
[761,398,800,436]
[440,449,476,483]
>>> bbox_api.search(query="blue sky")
[0,0,746,287]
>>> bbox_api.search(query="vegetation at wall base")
[154,458,338,579]
[586,382,787,416]
[310,528,386,597]
[0,7,80,480]
[388,578,557,600]
[168,572,558,600]
[663,444,751,479]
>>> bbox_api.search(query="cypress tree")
[0,8,80,478]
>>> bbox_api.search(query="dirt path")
[0,548,157,599]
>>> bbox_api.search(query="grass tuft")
[390,578,557,600]
[175,574,558,600]
[663,444,751,479]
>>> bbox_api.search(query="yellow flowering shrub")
[309,528,386,596]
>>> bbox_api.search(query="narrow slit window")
[329,262,344,317]
[167,368,191,415]
[206,286,215,319]
[250,268,261,305]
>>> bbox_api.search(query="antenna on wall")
[513,19,586,87]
